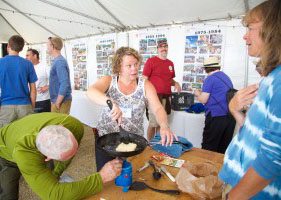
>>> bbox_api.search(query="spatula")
[106,99,130,144]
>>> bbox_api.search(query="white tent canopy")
[0,0,266,138]
[0,0,265,44]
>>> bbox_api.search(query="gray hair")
[36,125,74,160]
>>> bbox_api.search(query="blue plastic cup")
[115,160,132,192]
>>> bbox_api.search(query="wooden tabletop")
[87,147,224,200]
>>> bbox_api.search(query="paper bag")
[175,161,223,199]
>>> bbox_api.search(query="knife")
[160,166,175,182]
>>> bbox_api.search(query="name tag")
[121,107,132,118]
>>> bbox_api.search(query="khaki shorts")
[148,98,166,128]
[51,99,72,114]
[0,104,33,128]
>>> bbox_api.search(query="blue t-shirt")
[202,71,233,117]
[219,66,281,199]
[0,55,38,105]
[49,55,72,103]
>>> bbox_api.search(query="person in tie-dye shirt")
[219,0,281,199]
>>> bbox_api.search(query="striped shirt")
[219,66,281,199]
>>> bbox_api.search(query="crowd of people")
[0,35,124,200]
[0,0,280,199]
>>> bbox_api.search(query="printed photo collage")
[46,48,52,67]
[96,39,115,79]
[139,34,166,76]
[72,43,88,91]
[182,29,223,92]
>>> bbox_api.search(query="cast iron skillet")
[96,100,149,158]
[96,131,148,157]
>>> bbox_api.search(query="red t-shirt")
[143,56,175,94]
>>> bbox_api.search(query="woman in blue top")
[194,57,236,154]
[219,0,281,199]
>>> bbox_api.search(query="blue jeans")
[35,99,51,113]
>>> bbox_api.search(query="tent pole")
[0,13,22,37]
[244,0,249,12]
[63,42,68,65]
[127,32,129,46]
[244,45,249,87]
[243,0,249,87]
[1,0,61,39]
[94,0,126,30]
[36,0,122,30]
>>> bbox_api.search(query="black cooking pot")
[96,131,149,158]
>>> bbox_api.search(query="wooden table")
[87,147,224,200]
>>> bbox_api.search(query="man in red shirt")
[143,39,181,141]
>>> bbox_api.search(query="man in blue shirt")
[0,35,37,128]
[47,37,72,114]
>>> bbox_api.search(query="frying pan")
[96,99,149,158]
[96,131,148,157]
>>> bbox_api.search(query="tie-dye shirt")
[219,66,281,199]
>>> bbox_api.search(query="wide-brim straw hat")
[203,57,221,67]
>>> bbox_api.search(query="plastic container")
[115,160,132,192]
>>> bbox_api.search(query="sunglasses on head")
[48,37,54,46]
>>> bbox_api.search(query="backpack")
[226,88,238,105]
[171,92,194,111]
[212,74,237,117]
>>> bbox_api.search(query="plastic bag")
[175,161,223,199]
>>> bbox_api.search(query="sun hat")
[203,57,221,67]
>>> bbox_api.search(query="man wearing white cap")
[194,57,236,154]
[0,113,122,200]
